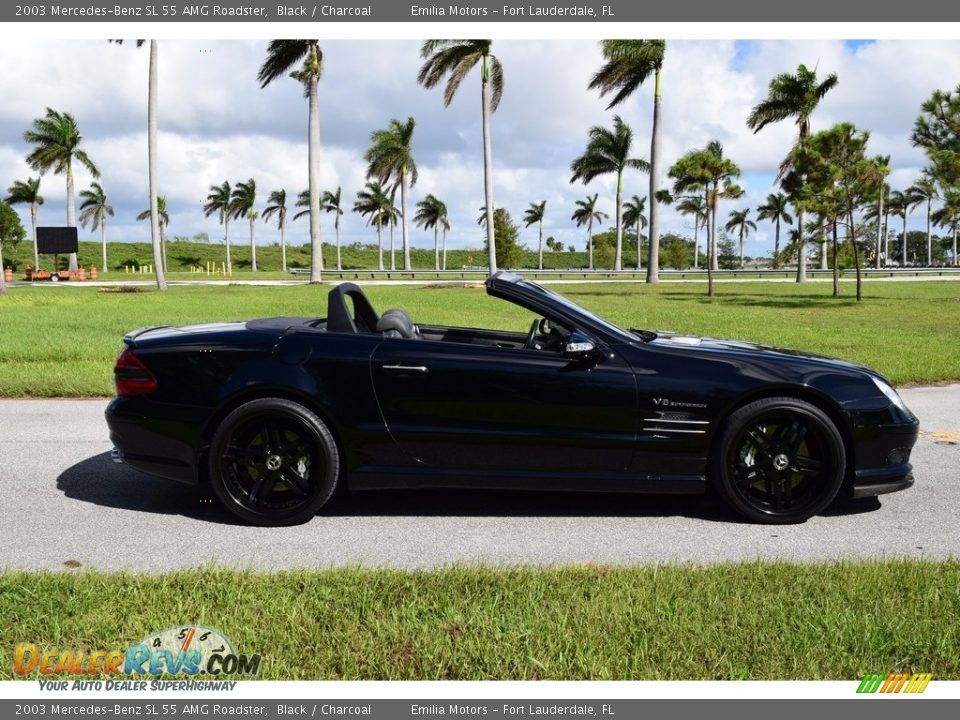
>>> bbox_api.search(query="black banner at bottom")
[1,700,957,720]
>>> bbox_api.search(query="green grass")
[1,561,958,680]
[1,280,959,396]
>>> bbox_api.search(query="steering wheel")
[524,319,540,350]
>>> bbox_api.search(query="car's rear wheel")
[209,398,339,526]
[713,397,845,524]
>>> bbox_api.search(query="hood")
[647,331,872,373]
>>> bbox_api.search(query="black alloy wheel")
[209,398,339,526]
[714,397,845,523]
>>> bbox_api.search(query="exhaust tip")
[111,447,124,464]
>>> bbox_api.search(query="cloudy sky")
[2,38,959,258]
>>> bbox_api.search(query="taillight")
[114,348,158,397]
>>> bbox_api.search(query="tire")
[208,398,340,526]
[49,274,59,282]
[712,396,845,524]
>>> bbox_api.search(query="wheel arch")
[198,386,346,483]
[710,385,856,489]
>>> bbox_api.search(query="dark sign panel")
[37,226,79,254]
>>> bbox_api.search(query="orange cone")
[90,265,98,281]
[3,267,12,283]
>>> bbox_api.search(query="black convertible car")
[107,272,918,526]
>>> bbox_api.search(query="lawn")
[1,280,959,396]
[1,561,957,680]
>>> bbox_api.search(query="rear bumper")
[106,398,204,485]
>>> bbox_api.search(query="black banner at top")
[6,0,960,22]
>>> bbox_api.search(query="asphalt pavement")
[1,386,957,572]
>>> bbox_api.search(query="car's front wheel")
[713,397,845,524]
[209,398,340,526]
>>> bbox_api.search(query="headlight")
[872,376,909,413]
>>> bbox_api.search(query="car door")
[369,333,638,482]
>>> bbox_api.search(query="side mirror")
[563,332,597,360]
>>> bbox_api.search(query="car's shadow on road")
[57,452,883,526]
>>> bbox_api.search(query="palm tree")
[571,194,608,269]
[747,63,838,282]
[675,195,705,269]
[932,190,960,266]
[589,40,666,283]
[623,195,648,270]
[414,194,446,271]
[570,115,649,271]
[365,117,417,271]
[293,189,310,221]
[109,40,165,290]
[4,178,43,269]
[136,196,170,271]
[354,181,391,271]
[756,192,793,269]
[861,155,891,269]
[523,201,548,270]
[23,108,100,273]
[908,174,939,266]
[419,39,503,274]
[670,141,743,296]
[258,40,323,283]
[889,187,924,266]
[203,181,232,273]
[321,187,344,271]
[262,189,289,273]
[437,200,451,271]
[78,181,114,272]
[725,209,757,268]
[230,178,257,272]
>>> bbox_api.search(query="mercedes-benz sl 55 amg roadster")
[106,272,919,526]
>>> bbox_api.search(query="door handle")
[382,364,429,375]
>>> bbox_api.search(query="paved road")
[1,386,957,571]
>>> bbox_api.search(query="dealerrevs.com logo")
[14,626,261,678]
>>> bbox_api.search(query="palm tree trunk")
[614,172,624,271]
[161,224,167,273]
[902,213,908,266]
[850,209,862,302]
[66,162,78,272]
[832,219,839,297]
[481,55,496,274]
[389,223,395,271]
[442,227,447,271]
[101,221,107,273]
[377,224,384,271]
[707,189,715,297]
[820,228,828,270]
[224,216,231,273]
[875,190,883,269]
[693,220,699,270]
[307,45,322,284]
[31,205,39,270]
[795,210,806,283]
[773,218,780,270]
[738,227,744,268]
[280,220,287,273]
[587,218,593,270]
[538,219,543,271]
[335,217,341,272]
[434,225,439,271]
[637,223,643,271]
[926,199,932,266]
[250,216,257,272]
[401,172,411,271]
[646,67,662,284]
[953,225,958,266]
[883,209,889,264]
[0,240,6,294]
[147,41,166,289]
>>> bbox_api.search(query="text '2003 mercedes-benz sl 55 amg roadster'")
[106,272,918,526]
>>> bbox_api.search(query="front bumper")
[848,412,919,499]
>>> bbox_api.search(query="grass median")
[1,561,958,680]
[1,280,959,396]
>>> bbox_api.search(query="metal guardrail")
[287,267,960,281]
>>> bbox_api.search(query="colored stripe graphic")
[857,672,932,693]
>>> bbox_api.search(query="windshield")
[514,277,643,342]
